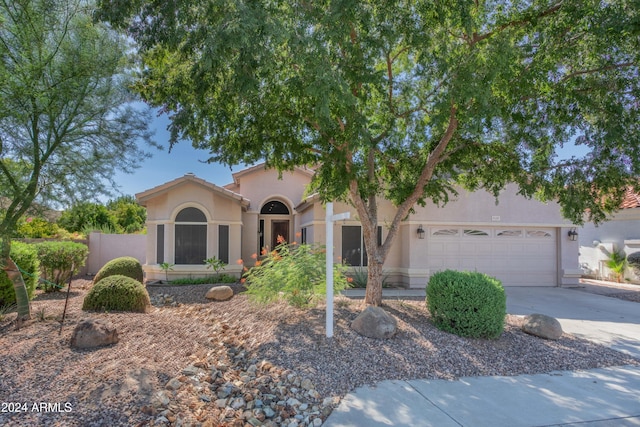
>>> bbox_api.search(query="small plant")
[0,303,16,321]
[204,257,226,274]
[83,274,151,313]
[159,262,174,282]
[346,266,393,288]
[244,241,351,308]
[605,250,627,283]
[35,307,48,322]
[93,256,144,285]
[426,270,506,339]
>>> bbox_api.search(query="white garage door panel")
[427,227,557,286]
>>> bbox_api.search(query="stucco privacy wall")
[579,208,640,281]
[87,232,146,275]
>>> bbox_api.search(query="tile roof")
[620,187,640,209]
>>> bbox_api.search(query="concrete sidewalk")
[324,366,640,427]
[326,286,640,427]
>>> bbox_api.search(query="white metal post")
[325,202,349,338]
[325,202,334,338]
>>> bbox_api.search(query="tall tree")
[0,0,155,321]
[99,0,639,306]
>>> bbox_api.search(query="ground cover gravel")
[0,279,639,426]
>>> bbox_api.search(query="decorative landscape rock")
[351,306,398,339]
[70,318,119,348]
[206,285,234,301]
[521,313,563,340]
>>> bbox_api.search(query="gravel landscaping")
[0,278,639,426]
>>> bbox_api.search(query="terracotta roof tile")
[620,187,640,209]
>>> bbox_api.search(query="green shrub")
[82,275,150,312]
[426,270,506,339]
[628,252,640,278]
[605,250,627,283]
[244,242,350,308]
[0,242,39,306]
[94,256,144,285]
[34,241,88,292]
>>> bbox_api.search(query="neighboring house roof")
[620,187,640,209]
[136,172,250,207]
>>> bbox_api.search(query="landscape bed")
[0,279,639,426]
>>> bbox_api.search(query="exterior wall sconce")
[568,227,578,241]
[417,225,425,239]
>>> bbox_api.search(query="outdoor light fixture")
[417,225,425,239]
[568,227,578,241]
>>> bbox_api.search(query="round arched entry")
[259,200,291,250]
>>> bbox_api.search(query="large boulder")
[206,285,234,301]
[521,313,563,340]
[351,306,397,339]
[70,318,119,349]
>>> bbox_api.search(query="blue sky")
[109,114,247,200]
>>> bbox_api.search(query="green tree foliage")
[0,0,155,320]
[58,202,119,234]
[99,0,640,305]
[106,195,147,233]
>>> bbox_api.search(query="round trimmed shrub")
[93,256,143,285]
[426,270,506,339]
[82,275,150,312]
[627,252,640,278]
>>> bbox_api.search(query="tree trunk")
[1,238,31,321]
[364,258,383,306]
[2,256,31,320]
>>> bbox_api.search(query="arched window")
[175,207,207,264]
[260,200,290,215]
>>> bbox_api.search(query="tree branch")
[466,1,563,46]
[561,62,636,82]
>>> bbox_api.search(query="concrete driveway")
[506,286,640,359]
[325,286,640,427]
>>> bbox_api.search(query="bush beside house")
[426,270,506,339]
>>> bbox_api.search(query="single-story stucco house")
[579,187,640,282]
[135,163,581,288]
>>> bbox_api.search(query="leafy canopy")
[99,0,640,225]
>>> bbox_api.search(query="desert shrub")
[628,252,640,278]
[426,270,506,339]
[244,242,350,308]
[16,216,60,238]
[94,256,143,285]
[34,241,88,292]
[82,275,150,312]
[605,250,627,283]
[0,242,39,306]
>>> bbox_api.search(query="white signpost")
[325,202,350,338]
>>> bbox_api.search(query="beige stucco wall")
[141,180,244,281]
[138,168,579,287]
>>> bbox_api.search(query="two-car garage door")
[426,226,557,286]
